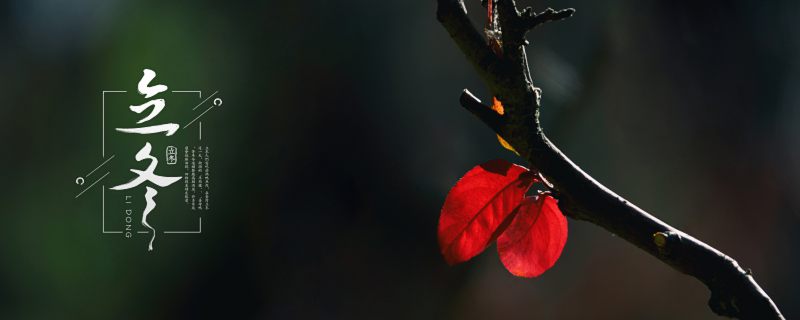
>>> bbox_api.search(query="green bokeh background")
[2,0,799,319]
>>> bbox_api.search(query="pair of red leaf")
[437,159,568,278]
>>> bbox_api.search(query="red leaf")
[497,195,568,278]
[438,159,537,265]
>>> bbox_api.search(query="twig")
[436,0,784,318]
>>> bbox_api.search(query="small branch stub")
[521,7,575,30]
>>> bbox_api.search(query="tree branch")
[520,7,575,30]
[437,0,785,318]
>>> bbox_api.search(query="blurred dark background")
[1,0,799,319]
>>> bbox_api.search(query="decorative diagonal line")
[75,171,110,198]
[184,106,215,129]
[85,155,115,177]
[192,91,218,110]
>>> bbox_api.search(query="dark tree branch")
[520,7,575,30]
[460,89,506,133]
[437,0,785,319]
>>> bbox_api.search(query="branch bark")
[436,1,785,319]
